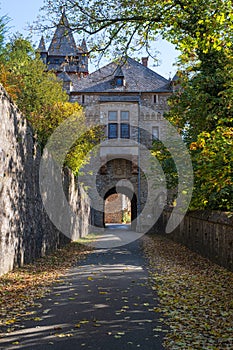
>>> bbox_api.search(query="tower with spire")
[37,12,89,79]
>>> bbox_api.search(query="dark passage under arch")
[104,187,137,231]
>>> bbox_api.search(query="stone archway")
[87,157,148,231]
[104,187,137,230]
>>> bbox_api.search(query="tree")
[0,35,68,121]
[40,0,233,61]
[189,127,233,211]
[0,34,102,174]
[168,50,233,142]
[166,43,233,211]
[0,15,9,54]
[36,2,233,209]
[38,0,233,211]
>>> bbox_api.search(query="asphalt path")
[0,225,167,350]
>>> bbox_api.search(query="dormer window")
[114,66,125,87]
[116,77,124,86]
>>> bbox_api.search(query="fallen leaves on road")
[143,234,233,350]
[0,242,92,328]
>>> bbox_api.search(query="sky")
[0,0,180,79]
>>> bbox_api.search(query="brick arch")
[104,187,137,230]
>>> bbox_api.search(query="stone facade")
[42,16,175,232]
[0,85,90,276]
[76,93,171,231]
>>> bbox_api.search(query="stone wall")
[0,85,90,276]
[155,209,233,271]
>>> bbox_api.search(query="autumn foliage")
[0,30,101,174]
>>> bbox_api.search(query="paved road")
[0,226,166,350]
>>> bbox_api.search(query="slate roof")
[80,38,88,52]
[114,66,124,78]
[172,72,179,81]
[37,36,46,52]
[71,57,171,93]
[48,12,78,56]
[57,71,72,82]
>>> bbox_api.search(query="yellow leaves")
[33,317,42,321]
[215,12,225,25]
[79,320,89,324]
[56,333,73,338]
[143,235,233,349]
[75,320,89,328]
[0,64,22,100]
[5,319,16,325]
[0,242,92,327]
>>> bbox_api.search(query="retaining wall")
[155,209,233,271]
[0,85,90,276]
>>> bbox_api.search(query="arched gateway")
[104,187,137,231]
[38,13,174,233]
[88,158,146,232]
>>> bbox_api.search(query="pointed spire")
[60,10,69,27]
[81,38,88,52]
[48,12,77,56]
[37,36,46,52]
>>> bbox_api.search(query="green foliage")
[0,15,9,54]
[167,47,233,211]
[151,140,178,191]
[0,34,101,174]
[40,0,233,211]
[40,0,233,60]
[0,35,68,120]
[190,127,233,211]
[168,50,233,142]
[65,124,105,176]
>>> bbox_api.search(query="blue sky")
[0,0,179,78]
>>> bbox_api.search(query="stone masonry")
[0,85,90,276]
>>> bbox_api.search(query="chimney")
[141,57,148,67]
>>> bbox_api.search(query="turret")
[38,12,89,77]
[37,36,48,65]
[79,38,89,75]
